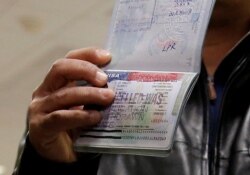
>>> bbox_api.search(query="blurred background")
[0,0,115,174]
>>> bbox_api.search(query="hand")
[28,47,115,163]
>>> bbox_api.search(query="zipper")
[206,74,217,175]
[201,71,211,175]
[207,76,217,101]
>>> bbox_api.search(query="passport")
[75,0,215,156]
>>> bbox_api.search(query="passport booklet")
[74,0,215,156]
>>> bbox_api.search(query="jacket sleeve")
[13,135,100,175]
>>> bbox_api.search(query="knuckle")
[81,87,94,98]
[41,112,62,129]
[51,59,66,72]
[54,90,68,101]
[28,99,40,114]
[49,90,68,106]
[28,108,44,131]
[29,116,41,130]
[74,110,85,120]
[80,61,98,75]
[32,86,40,99]
[32,90,38,99]
[65,50,75,57]
[49,112,62,122]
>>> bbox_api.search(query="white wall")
[0,1,115,174]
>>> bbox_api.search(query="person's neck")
[202,4,250,76]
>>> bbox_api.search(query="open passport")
[75,0,215,156]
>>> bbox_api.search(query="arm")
[13,47,115,175]
[14,135,101,175]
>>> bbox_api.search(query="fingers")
[29,85,115,132]
[40,86,115,112]
[32,110,102,134]
[34,47,112,95]
[65,47,112,66]
[39,59,109,93]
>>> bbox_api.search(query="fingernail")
[96,71,108,83]
[96,49,111,58]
